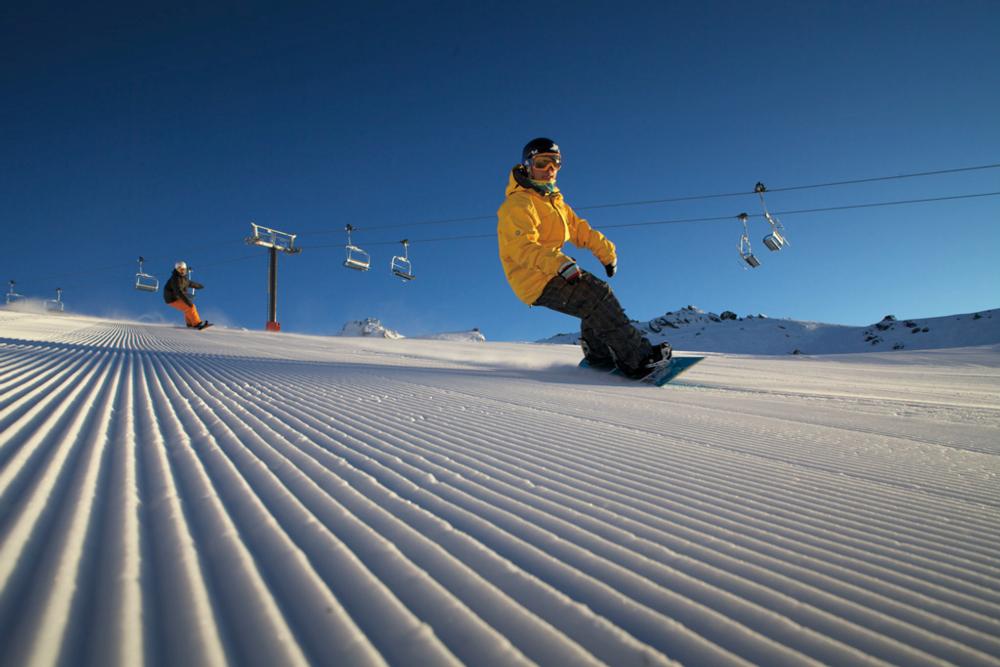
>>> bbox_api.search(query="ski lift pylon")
[46,288,64,312]
[738,213,761,268]
[135,256,159,292]
[343,224,371,271]
[6,280,25,305]
[390,239,414,281]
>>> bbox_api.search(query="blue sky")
[3,1,998,342]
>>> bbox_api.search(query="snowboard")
[579,355,705,386]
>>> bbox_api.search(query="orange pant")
[168,300,202,327]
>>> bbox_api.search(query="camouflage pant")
[533,271,653,372]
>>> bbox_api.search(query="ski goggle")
[531,155,562,169]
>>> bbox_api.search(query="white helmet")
[175,261,187,271]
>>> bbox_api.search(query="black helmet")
[522,137,560,168]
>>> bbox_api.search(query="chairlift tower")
[245,223,301,332]
[6,280,24,305]
[46,288,64,312]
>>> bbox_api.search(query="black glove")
[605,261,617,278]
[558,261,582,283]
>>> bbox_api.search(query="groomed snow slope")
[1,311,999,666]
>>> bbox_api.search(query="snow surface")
[1,310,999,666]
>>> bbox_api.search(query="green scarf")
[529,178,557,195]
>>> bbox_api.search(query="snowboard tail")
[580,355,705,386]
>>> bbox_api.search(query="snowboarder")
[497,137,669,378]
[163,261,211,329]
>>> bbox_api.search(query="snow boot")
[649,342,673,365]
[619,341,673,379]
[580,338,616,369]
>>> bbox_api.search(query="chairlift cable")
[598,190,1000,230]
[21,252,261,285]
[297,161,1000,235]
[576,162,1000,211]
[299,214,496,236]
[764,190,1000,218]
[766,163,1000,194]
[10,166,1000,284]
[15,189,1000,285]
[297,189,1000,250]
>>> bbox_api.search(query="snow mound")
[337,319,486,342]
[416,328,486,343]
[337,317,404,339]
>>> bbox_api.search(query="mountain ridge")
[538,306,1000,355]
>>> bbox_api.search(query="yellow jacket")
[497,167,617,305]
